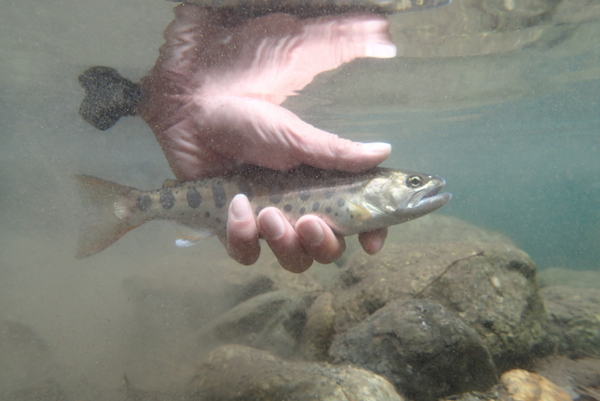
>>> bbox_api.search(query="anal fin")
[175,225,215,247]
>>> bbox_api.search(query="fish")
[74,165,451,258]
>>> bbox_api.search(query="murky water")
[1,0,598,399]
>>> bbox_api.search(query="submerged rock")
[187,344,404,401]
[118,215,574,401]
[328,241,552,369]
[540,286,600,358]
[329,298,498,401]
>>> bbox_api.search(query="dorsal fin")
[162,179,180,188]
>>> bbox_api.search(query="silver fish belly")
[74,166,451,258]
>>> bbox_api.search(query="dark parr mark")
[160,191,175,210]
[187,187,202,209]
[136,195,152,212]
[325,207,332,214]
[299,207,306,215]
[299,191,311,201]
[312,202,320,212]
[204,211,210,218]
[268,180,283,204]
[284,204,292,213]
[337,198,346,207]
[211,180,227,209]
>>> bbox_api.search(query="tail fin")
[73,174,143,258]
[78,66,142,131]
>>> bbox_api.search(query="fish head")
[362,169,452,224]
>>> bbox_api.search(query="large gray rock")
[328,241,552,370]
[541,286,600,358]
[329,298,498,401]
[187,344,405,401]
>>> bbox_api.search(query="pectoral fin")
[345,199,372,221]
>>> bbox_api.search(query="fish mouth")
[411,179,452,212]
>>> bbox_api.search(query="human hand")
[225,194,388,272]
[136,5,396,271]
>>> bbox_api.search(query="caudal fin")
[78,66,142,131]
[73,174,143,258]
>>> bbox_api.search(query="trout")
[74,166,451,258]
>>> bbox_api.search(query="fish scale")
[74,165,451,259]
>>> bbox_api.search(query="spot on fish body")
[325,207,332,214]
[212,180,227,209]
[299,207,306,215]
[337,198,346,207]
[160,191,175,209]
[284,204,292,213]
[137,195,152,211]
[312,202,320,211]
[299,191,311,201]
[187,187,202,209]
[324,188,335,199]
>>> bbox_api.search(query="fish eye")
[407,175,424,188]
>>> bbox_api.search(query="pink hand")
[225,194,388,273]
[137,5,395,271]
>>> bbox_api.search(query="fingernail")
[261,211,286,240]
[362,142,391,155]
[230,194,252,221]
[365,43,397,58]
[299,220,324,246]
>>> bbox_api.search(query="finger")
[225,194,261,265]
[295,130,392,172]
[296,215,346,264]
[358,228,388,255]
[257,208,313,273]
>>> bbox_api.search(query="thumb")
[285,119,391,172]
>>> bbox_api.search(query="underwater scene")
[1,0,599,400]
